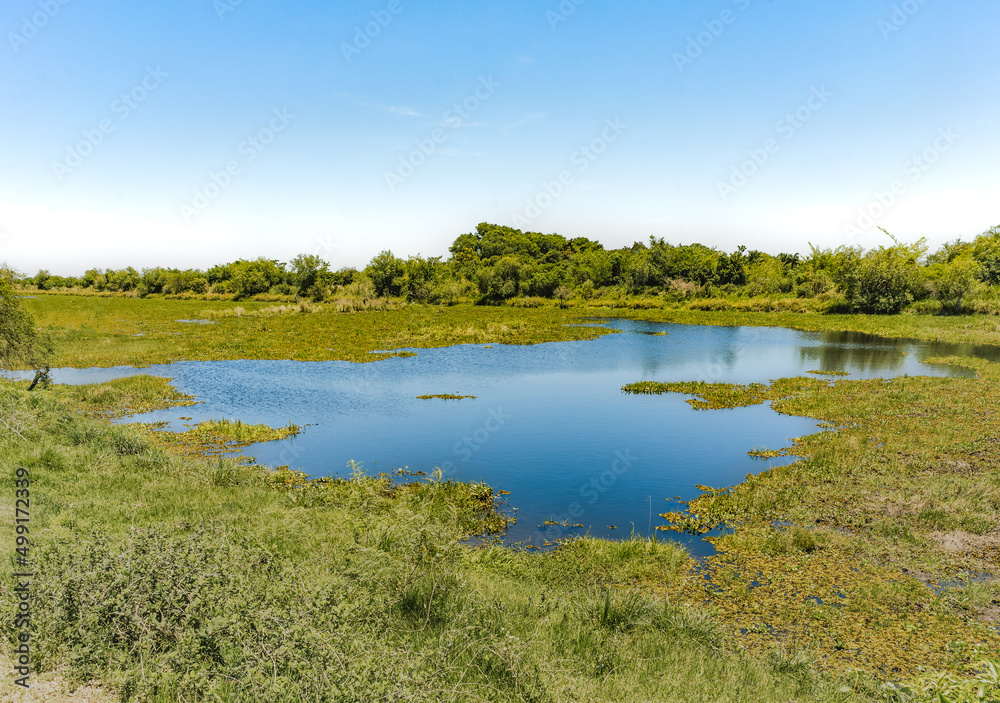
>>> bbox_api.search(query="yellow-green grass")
[0,381,878,702]
[19,294,1000,372]
[18,295,617,368]
[135,418,302,459]
[624,356,1000,677]
[11,293,1000,697]
[53,374,198,418]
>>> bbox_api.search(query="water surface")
[10,320,997,551]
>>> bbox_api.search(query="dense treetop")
[18,222,1000,315]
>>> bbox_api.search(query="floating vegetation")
[748,447,786,459]
[137,418,301,459]
[622,378,828,410]
[807,369,850,377]
[416,394,477,400]
[57,375,198,418]
[23,297,617,368]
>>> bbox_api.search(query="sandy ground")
[0,656,114,703]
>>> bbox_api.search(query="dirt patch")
[928,530,1000,555]
[0,656,114,703]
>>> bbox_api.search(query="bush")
[366,250,405,298]
[933,256,981,314]
[837,233,926,314]
[25,526,442,702]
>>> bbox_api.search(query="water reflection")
[3,319,995,551]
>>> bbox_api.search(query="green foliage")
[28,221,1000,316]
[0,268,53,378]
[971,225,1000,285]
[888,658,1000,702]
[366,249,406,297]
[476,256,523,301]
[230,258,287,299]
[931,256,982,314]
[33,268,51,289]
[715,245,748,287]
[290,253,331,300]
[28,525,446,701]
[836,232,927,314]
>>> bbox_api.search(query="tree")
[934,256,980,314]
[32,269,51,290]
[837,231,926,314]
[971,225,1000,284]
[1,268,53,389]
[399,255,442,302]
[290,254,331,300]
[715,246,748,287]
[366,251,405,297]
[229,258,286,299]
[476,257,521,301]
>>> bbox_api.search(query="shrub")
[837,233,926,314]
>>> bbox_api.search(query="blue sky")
[2,0,998,275]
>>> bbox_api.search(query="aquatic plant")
[416,394,477,400]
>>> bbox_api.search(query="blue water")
[8,320,997,551]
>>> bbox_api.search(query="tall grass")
[0,381,876,702]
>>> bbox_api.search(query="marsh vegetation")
[4,258,1000,701]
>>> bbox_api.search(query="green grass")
[1,380,886,702]
[17,295,618,368]
[20,294,1000,372]
[132,418,303,459]
[626,357,1000,676]
[8,293,1000,699]
[55,374,198,417]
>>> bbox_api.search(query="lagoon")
[14,319,999,551]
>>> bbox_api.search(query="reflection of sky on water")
[5,320,994,552]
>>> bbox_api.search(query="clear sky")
[2,0,998,275]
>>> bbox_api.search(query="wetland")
[4,294,1000,701]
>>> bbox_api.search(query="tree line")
[19,221,1000,315]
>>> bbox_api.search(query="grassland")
[5,294,1000,701]
[622,368,1000,676]
[1,379,879,702]
[14,294,1000,370]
